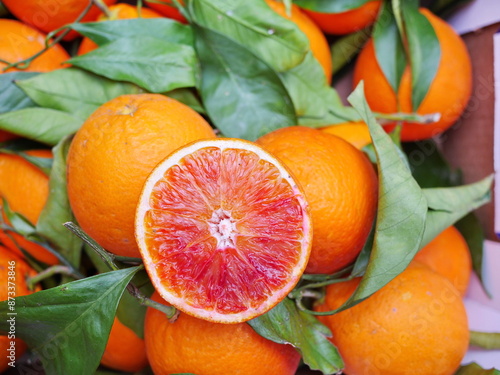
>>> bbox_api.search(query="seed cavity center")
[208,208,237,249]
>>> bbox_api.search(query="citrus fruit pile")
[0,1,496,375]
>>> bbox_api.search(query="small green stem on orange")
[27,265,82,291]
[126,282,178,320]
[469,331,500,350]
[374,111,441,125]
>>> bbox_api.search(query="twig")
[27,265,83,291]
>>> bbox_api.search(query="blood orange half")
[135,139,312,323]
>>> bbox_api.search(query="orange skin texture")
[145,0,186,23]
[0,245,40,372]
[304,1,382,35]
[266,0,332,84]
[315,262,469,375]
[144,293,301,375]
[2,0,117,41]
[321,121,372,150]
[78,4,163,55]
[100,317,148,372]
[66,94,216,258]
[353,8,472,141]
[0,150,58,265]
[0,19,69,73]
[414,226,472,296]
[257,126,378,274]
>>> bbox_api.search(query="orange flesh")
[143,147,307,314]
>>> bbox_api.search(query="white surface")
[447,0,500,35]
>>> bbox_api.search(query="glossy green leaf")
[37,136,82,269]
[372,1,406,94]
[69,36,197,93]
[249,298,343,373]
[0,267,141,375]
[194,25,296,140]
[188,0,309,72]
[293,0,375,13]
[16,68,142,120]
[280,53,359,126]
[402,1,440,110]
[455,362,500,375]
[421,175,493,247]
[334,83,427,311]
[0,72,38,113]
[331,27,372,76]
[69,18,193,47]
[0,108,82,146]
[165,88,205,114]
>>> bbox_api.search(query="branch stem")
[27,265,82,290]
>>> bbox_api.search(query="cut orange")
[135,138,312,323]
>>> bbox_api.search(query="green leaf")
[293,0,374,12]
[403,139,462,188]
[16,68,142,120]
[372,1,406,94]
[0,267,141,375]
[165,88,205,114]
[1,198,37,237]
[188,0,309,72]
[335,82,427,311]
[421,175,493,247]
[401,1,441,110]
[331,27,372,76]
[0,72,38,113]
[0,108,82,146]
[249,298,343,373]
[455,362,500,375]
[69,36,197,93]
[469,331,500,350]
[194,25,296,140]
[280,53,359,126]
[455,213,490,297]
[37,136,82,269]
[69,18,194,47]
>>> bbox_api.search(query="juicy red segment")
[144,146,307,314]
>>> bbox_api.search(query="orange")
[256,126,378,274]
[66,94,216,258]
[265,0,333,84]
[145,0,186,23]
[0,150,58,265]
[321,121,372,149]
[414,226,472,296]
[100,317,148,372]
[77,4,163,55]
[0,245,40,372]
[303,1,382,35]
[0,131,18,143]
[135,138,312,323]
[2,0,117,41]
[353,8,472,141]
[144,292,301,375]
[0,19,70,73]
[314,262,469,375]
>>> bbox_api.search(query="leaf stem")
[27,265,83,290]
[469,331,500,350]
[374,111,441,124]
[126,282,178,321]
[93,0,113,18]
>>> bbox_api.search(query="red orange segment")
[136,139,312,323]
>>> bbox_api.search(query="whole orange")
[145,0,186,23]
[256,126,378,274]
[78,3,163,55]
[303,1,382,35]
[314,262,469,375]
[0,19,69,73]
[0,245,40,372]
[144,292,301,375]
[66,94,216,258]
[414,226,472,296]
[321,121,372,149]
[2,0,117,41]
[0,150,58,265]
[353,8,472,141]
[100,317,148,372]
[265,0,333,84]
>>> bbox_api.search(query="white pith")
[135,138,312,323]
